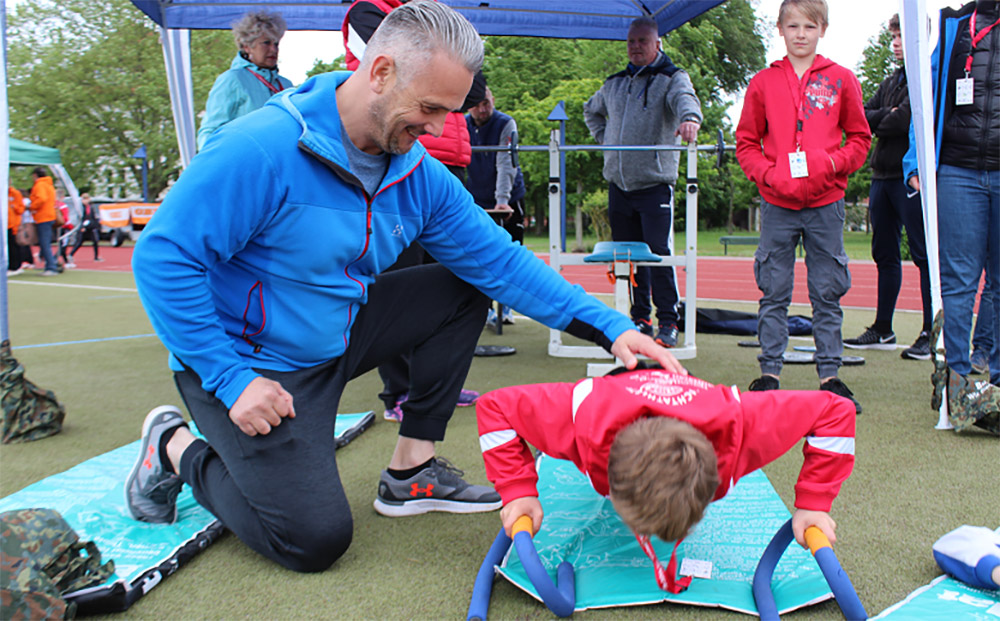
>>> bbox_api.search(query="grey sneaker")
[373,457,501,517]
[125,406,186,524]
[970,348,989,375]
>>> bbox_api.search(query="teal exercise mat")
[872,528,1000,620]
[496,456,833,615]
[0,411,374,614]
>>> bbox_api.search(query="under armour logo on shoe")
[410,483,434,497]
[143,445,155,470]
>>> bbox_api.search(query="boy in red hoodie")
[735,0,870,413]
[476,366,856,593]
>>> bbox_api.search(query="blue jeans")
[755,199,851,379]
[936,165,1000,380]
[35,221,58,272]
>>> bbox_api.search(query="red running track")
[60,245,949,312]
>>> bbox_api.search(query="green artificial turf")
[2,268,997,620]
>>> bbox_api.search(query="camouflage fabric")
[1,340,66,444]
[929,311,1000,436]
[0,508,115,620]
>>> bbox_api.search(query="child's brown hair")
[777,0,829,28]
[608,417,719,542]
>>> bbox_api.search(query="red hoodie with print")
[736,55,871,210]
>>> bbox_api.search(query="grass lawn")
[2,264,996,620]
[524,229,875,260]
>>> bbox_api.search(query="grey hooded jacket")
[584,51,702,191]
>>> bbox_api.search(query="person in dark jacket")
[904,0,1000,386]
[844,14,933,360]
[69,194,102,262]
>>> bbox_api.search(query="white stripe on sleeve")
[480,429,517,453]
[572,378,594,422]
[806,436,855,455]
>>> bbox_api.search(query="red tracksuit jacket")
[735,55,871,210]
[477,370,855,512]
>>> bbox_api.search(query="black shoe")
[820,378,862,415]
[748,376,780,391]
[970,348,989,375]
[844,325,896,350]
[900,331,931,360]
[634,319,653,337]
[654,324,679,348]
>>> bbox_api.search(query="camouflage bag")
[0,508,115,620]
[929,311,1000,435]
[1,340,66,444]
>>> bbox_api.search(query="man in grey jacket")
[584,16,702,348]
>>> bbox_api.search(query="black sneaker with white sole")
[844,325,896,350]
[900,331,931,360]
[373,457,501,517]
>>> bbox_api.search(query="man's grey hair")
[232,11,287,50]
[362,0,484,80]
[629,16,659,34]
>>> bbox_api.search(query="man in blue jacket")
[126,0,682,573]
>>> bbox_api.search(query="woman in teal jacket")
[196,11,293,151]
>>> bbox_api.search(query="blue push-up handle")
[467,529,513,621]
[467,517,576,620]
[752,519,867,621]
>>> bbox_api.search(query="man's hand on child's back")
[611,331,687,374]
[792,509,837,548]
[501,496,543,538]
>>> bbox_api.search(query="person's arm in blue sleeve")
[932,525,1000,590]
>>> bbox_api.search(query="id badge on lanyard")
[957,9,1000,106]
[786,68,810,178]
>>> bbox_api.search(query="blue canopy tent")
[129,0,725,167]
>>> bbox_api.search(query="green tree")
[6,0,232,198]
[307,55,346,78]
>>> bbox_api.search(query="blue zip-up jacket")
[197,53,293,151]
[134,72,634,408]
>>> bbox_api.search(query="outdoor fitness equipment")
[753,519,867,620]
[467,516,575,620]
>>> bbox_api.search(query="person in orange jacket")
[28,168,59,275]
[7,185,26,274]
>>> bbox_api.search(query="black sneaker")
[844,325,896,350]
[970,348,989,375]
[820,378,862,415]
[654,324,679,348]
[373,457,501,517]
[748,376,780,391]
[901,331,931,360]
[634,319,654,337]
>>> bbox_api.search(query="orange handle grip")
[804,526,831,554]
[512,515,534,538]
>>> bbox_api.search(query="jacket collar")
[270,72,425,193]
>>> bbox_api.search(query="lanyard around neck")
[246,68,283,95]
[635,534,693,594]
[965,9,1000,74]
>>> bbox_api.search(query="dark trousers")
[607,182,679,326]
[71,227,100,260]
[174,264,489,572]
[376,243,437,408]
[7,229,23,271]
[35,221,57,272]
[868,178,932,333]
